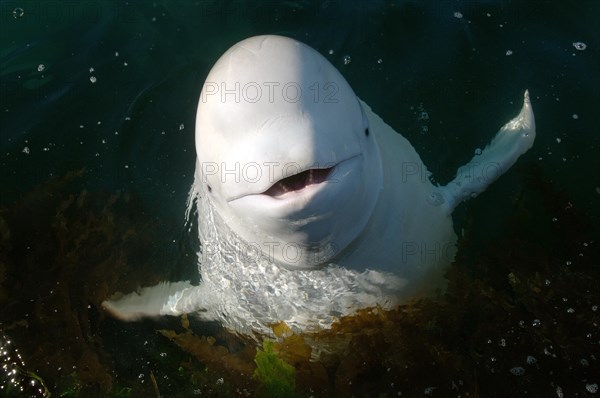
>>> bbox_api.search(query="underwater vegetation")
[253,339,296,398]
[0,163,598,397]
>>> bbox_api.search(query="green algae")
[0,165,598,397]
[254,339,296,398]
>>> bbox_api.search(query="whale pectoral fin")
[438,90,536,212]
[102,281,195,321]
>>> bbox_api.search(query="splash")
[181,175,406,335]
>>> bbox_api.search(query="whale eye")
[364,128,370,137]
[207,185,212,193]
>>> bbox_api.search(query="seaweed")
[0,164,597,397]
[0,171,166,396]
[254,339,296,398]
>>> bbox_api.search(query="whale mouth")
[262,167,334,197]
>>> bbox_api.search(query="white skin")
[103,35,535,333]
[194,35,382,270]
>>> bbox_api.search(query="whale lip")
[227,155,361,203]
[262,166,335,198]
[262,154,361,200]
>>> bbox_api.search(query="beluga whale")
[103,35,536,335]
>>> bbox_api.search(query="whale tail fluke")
[102,281,196,321]
[438,90,536,212]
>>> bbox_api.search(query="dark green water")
[1,1,599,397]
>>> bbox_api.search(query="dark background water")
[1,1,599,227]
[1,1,599,397]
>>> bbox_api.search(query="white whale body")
[103,35,535,334]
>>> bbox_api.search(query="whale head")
[195,35,383,270]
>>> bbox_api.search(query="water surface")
[1,1,599,397]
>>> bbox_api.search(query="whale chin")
[219,153,378,270]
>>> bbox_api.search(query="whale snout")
[193,35,384,270]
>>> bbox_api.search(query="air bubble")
[526,355,537,365]
[532,319,541,327]
[179,123,185,130]
[37,64,45,72]
[586,384,598,394]
[427,192,444,207]
[505,50,513,56]
[510,366,525,376]
[572,42,587,51]
[90,76,97,83]
[13,7,24,19]
[474,148,482,155]
[454,11,463,19]
[343,55,351,65]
